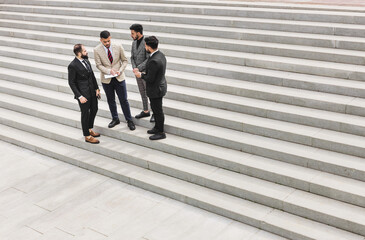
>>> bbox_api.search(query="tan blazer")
[94,43,128,84]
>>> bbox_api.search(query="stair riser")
[2,14,365,52]
[1,58,365,141]
[3,21,365,81]
[3,20,365,81]
[1,33,364,99]
[1,83,364,184]
[1,21,365,66]
[3,75,364,208]
[0,109,364,236]
[0,123,280,238]
[4,0,365,25]
[2,9,365,39]
[2,35,362,111]
[4,79,365,160]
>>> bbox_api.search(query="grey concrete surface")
[0,140,286,240]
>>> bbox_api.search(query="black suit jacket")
[141,51,167,99]
[68,57,99,99]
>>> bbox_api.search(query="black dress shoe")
[149,132,166,140]
[150,114,155,122]
[147,128,159,134]
[108,119,120,128]
[135,111,150,119]
[127,120,136,131]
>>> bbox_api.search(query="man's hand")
[80,96,88,104]
[133,69,142,78]
[110,69,117,76]
[116,71,121,76]
[96,89,101,99]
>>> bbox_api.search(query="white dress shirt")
[103,44,113,56]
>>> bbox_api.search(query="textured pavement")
[0,141,278,240]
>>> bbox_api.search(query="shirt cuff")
[78,96,83,99]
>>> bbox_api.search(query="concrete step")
[1,31,364,100]
[84,0,365,13]
[2,124,364,240]
[2,0,365,25]
[0,125,291,240]
[2,6,365,38]
[1,13,365,52]
[3,73,365,159]
[1,37,364,117]
[2,50,365,138]
[2,20,365,67]
[2,20,365,81]
[2,90,365,208]
[1,91,365,210]
[1,106,365,237]
[1,78,365,184]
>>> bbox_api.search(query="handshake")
[133,68,143,78]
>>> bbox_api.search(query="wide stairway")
[1,0,365,239]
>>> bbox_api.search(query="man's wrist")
[78,95,84,99]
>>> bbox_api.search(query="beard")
[146,48,151,54]
[81,54,88,59]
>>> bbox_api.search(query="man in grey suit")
[130,24,154,122]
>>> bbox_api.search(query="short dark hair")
[73,43,83,56]
[145,36,159,49]
[100,30,111,39]
[129,24,143,34]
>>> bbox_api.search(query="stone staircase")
[0,0,365,239]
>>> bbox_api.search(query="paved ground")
[228,0,365,6]
[0,140,278,240]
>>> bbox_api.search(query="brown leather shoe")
[89,129,100,137]
[85,136,100,144]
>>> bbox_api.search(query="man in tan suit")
[94,30,135,130]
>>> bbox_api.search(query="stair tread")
[1,104,365,236]
[2,75,365,146]
[1,39,365,107]
[2,16,365,44]
[1,55,365,129]
[3,22,365,59]
[126,0,365,12]
[2,125,362,240]
[2,71,365,202]
[1,80,365,176]
[0,42,362,107]
[3,8,365,30]
[0,124,287,239]
[5,1,365,18]
[2,22,365,84]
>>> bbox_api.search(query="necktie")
[82,60,91,72]
[107,47,113,64]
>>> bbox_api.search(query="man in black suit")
[68,44,101,144]
[134,36,167,140]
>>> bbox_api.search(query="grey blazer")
[131,36,149,72]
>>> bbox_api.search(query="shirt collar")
[150,49,159,57]
[102,44,112,52]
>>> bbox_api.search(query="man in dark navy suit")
[68,44,101,144]
[134,36,167,140]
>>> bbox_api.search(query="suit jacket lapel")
[136,38,145,54]
[112,44,118,63]
[74,58,88,74]
[98,44,110,65]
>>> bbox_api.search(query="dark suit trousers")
[78,95,98,136]
[150,97,164,133]
[102,78,132,121]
